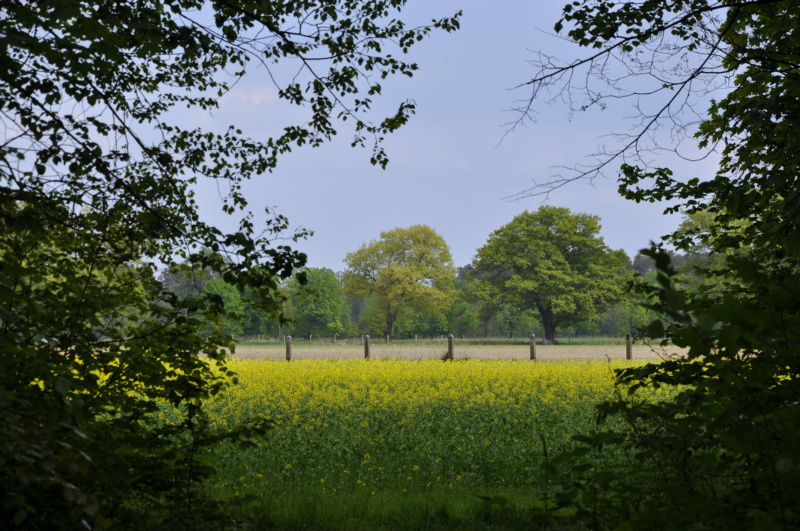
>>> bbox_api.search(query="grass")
[187,358,673,529]
[233,488,578,530]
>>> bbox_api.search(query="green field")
[185,357,671,529]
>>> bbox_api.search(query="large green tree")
[0,0,459,526]
[472,206,629,342]
[343,225,456,339]
[513,1,800,528]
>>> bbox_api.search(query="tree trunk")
[540,309,556,342]
[385,304,397,340]
[386,316,395,340]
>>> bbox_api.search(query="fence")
[279,333,640,361]
[239,333,636,346]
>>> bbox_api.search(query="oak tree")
[343,225,456,339]
[472,206,629,342]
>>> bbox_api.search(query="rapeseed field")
[197,358,667,528]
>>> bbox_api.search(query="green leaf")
[54,377,71,396]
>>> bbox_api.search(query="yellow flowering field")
[204,358,669,506]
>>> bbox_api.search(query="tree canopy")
[471,206,629,342]
[0,0,459,526]
[511,1,800,528]
[287,267,350,339]
[342,225,456,339]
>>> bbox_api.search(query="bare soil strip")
[231,344,686,361]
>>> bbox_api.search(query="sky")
[191,0,721,272]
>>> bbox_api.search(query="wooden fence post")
[447,334,454,360]
[626,333,632,360]
[530,333,537,361]
[364,335,371,359]
[285,335,292,362]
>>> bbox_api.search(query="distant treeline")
[160,248,707,342]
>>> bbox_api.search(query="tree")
[326,319,346,341]
[343,225,456,339]
[629,250,691,276]
[287,267,350,339]
[671,209,750,270]
[446,271,482,338]
[472,206,629,342]
[595,300,650,337]
[353,296,390,337]
[203,278,246,336]
[513,1,800,528]
[0,1,460,526]
[161,258,286,337]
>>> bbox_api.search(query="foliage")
[0,0,460,526]
[472,206,630,342]
[204,278,246,336]
[343,225,456,339]
[447,266,543,339]
[516,1,800,528]
[596,301,649,337]
[241,284,285,337]
[287,268,350,339]
[158,259,219,302]
[446,299,482,338]
[0,202,259,528]
[326,319,346,340]
[161,259,289,338]
[347,266,543,340]
[668,208,752,290]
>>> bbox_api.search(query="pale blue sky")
[192,1,720,272]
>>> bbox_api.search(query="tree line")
[166,206,716,343]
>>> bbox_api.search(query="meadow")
[183,354,676,529]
